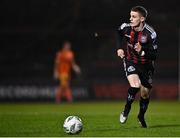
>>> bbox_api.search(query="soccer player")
[117,6,157,128]
[54,41,81,103]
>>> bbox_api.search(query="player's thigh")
[124,61,141,88]
[60,74,70,87]
[127,74,141,88]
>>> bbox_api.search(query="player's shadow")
[150,124,180,128]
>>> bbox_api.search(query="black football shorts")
[123,60,154,89]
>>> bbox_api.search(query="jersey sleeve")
[143,31,158,60]
[116,23,128,50]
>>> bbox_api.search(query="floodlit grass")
[0,101,180,136]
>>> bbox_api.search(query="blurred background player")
[54,41,81,103]
[117,6,157,128]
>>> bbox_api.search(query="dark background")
[0,0,179,100]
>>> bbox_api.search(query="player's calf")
[120,87,139,124]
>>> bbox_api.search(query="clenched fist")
[117,49,125,59]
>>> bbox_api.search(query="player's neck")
[133,22,145,32]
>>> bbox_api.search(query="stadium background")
[0,0,179,101]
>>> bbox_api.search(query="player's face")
[130,11,144,27]
[63,42,71,51]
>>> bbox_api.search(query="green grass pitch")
[0,101,180,137]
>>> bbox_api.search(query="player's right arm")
[116,23,128,59]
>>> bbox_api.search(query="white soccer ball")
[63,116,83,134]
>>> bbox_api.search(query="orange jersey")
[56,50,74,75]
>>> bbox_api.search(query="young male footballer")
[117,6,157,128]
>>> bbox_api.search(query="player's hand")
[73,64,81,75]
[134,42,142,53]
[117,49,125,59]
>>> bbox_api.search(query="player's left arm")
[143,32,158,60]
[70,52,81,75]
[72,60,81,75]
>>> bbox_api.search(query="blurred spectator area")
[0,0,179,99]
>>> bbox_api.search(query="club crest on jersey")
[140,35,147,43]
[127,66,135,72]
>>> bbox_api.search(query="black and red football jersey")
[117,23,157,64]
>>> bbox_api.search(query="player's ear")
[140,16,145,22]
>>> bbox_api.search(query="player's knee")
[141,93,149,99]
[135,82,141,88]
[130,82,141,88]
[140,90,150,99]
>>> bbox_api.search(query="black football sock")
[124,87,139,116]
[138,97,150,117]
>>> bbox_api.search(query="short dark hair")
[131,6,148,18]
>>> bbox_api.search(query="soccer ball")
[63,116,83,134]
